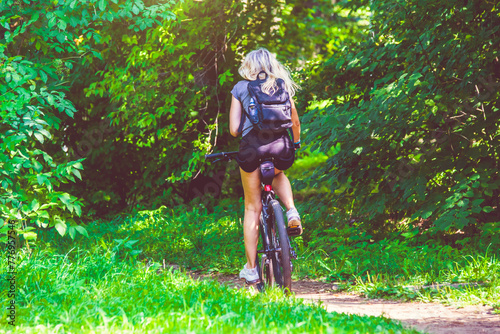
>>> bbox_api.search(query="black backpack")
[241,71,292,133]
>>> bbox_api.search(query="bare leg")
[240,167,262,269]
[272,169,295,211]
[273,169,302,232]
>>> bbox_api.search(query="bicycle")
[205,151,298,292]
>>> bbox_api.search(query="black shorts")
[236,129,295,173]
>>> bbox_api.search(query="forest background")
[1,0,498,247]
[0,0,499,332]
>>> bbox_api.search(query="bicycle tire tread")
[270,200,292,291]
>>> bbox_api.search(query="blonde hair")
[238,48,300,97]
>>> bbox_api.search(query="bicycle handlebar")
[205,151,238,162]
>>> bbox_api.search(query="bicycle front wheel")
[270,199,292,291]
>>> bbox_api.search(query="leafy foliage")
[42,0,363,216]
[1,0,372,221]
[0,0,178,239]
[77,0,342,213]
[301,0,500,233]
[3,0,498,251]
[0,0,88,242]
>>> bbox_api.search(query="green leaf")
[34,132,44,143]
[421,210,433,219]
[409,72,422,81]
[22,231,37,241]
[29,199,39,212]
[434,214,453,231]
[132,4,140,15]
[48,16,56,28]
[98,0,106,11]
[38,210,50,219]
[32,160,43,172]
[73,161,84,170]
[74,203,82,217]
[75,225,89,238]
[39,129,51,139]
[402,227,419,238]
[68,226,76,240]
[464,190,474,197]
[46,94,55,105]
[57,20,67,31]
[125,239,139,248]
[483,206,494,213]
[72,169,82,180]
[58,193,72,207]
[40,70,48,83]
[472,199,485,206]
[54,221,67,236]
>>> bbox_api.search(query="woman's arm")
[229,96,242,137]
[290,99,300,143]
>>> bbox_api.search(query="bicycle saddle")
[260,159,275,186]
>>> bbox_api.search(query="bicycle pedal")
[287,226,302,236]
[243,278,261,285]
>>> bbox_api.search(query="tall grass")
[64,203,498,288]
[0,247,420,333]
[8,200,499,330]
[52,202,246,273]
[299,215,499,307]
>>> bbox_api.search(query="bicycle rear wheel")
[270,199,292,291]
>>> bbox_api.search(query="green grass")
[4,201,498,332]
[39,202,246,273]
[295,215,500,308]
[300,225,499,309]
[417,283,500,307]
[0,247,420,333]
[34,203,500,310]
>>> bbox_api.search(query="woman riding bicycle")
[228,48,302,284]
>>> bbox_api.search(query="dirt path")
[202,274,500,334]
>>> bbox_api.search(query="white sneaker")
[286,207,303,236]
[286,207,301,224]
[239,264,260,284]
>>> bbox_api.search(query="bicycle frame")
[257,187,279,262]
[257,159,278,255]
